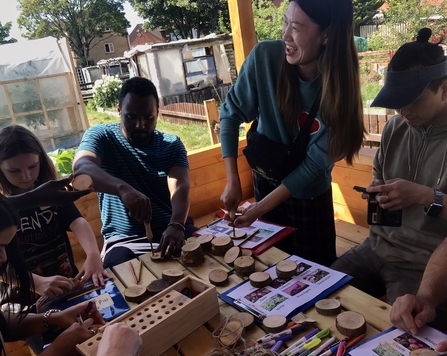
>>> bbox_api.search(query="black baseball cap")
[371,60,447,109]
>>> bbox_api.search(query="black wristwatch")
[425,189,443,217]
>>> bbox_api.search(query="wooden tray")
[77,275,219,356]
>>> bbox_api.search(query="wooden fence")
[160,102,207,126]
[159,99,220,145]
[362,112,395,148]
[358,50,396,64]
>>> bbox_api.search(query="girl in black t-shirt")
[0,125,108,301]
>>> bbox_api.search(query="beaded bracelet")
[43,309,61,329]
[167,221,186,232]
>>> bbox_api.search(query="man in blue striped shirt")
[74,77,195,268]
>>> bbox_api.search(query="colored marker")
[320,341,347,356]
[76,313,83,324]
[283,328,331,356]
[308,336,338,356]
[279,328,319,356]
[241,335,293,355]
[272,340,284,352]
[345,334,365,349]
[257,324,308,344]
[287,338,321,356]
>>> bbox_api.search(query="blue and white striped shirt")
[78,123,189,240]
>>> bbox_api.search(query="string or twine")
[212,316,245,349]
[209,317,279,356]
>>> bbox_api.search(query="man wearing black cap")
[331,28,447,310]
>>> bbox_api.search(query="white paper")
[227,255,347,318]
[349,326,447,356]
[196,219,285,249]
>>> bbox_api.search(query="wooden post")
[228,0,257,72]
[204,99,220,145]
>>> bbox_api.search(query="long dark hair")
[276,0,365,164]
[389,28,447,91]
[0,195,34,314]
[0,125,57,195]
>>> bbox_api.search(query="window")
[104,43,115,53]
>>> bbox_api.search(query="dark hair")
[276,0,364,165]
[119,77,160,107]
[0,195,34,317]
[389,28,447,92]
[0,125,56,195]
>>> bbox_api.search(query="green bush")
[92,75,122,110]
[48,148,76,178]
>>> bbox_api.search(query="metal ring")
[89,328,96,335]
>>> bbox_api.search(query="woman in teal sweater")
[220,0,365,266]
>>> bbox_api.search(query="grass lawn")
[86,107,214,151]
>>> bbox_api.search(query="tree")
[368,0,447,50]
[129,0,230,40]
[353,0,385,35]
[0,22,17,44]
[252,0,288,42]
[17,0,129,66]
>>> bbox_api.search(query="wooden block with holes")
[76,275,219,356]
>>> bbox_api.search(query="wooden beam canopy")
[227,0,257,72]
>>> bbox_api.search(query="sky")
[0,0,144,42]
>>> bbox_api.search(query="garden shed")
[0,36,89,152]
[125,33,235,100]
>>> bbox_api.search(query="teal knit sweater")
[219,40,333,199]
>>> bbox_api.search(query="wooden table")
[107,245,392,355]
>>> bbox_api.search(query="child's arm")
[70,217,110,287]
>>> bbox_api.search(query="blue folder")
[36,279,130,322]
[219,260,353,323]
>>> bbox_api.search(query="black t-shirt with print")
[16,203,81,278]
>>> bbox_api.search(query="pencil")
[137,260,143,284]
[129,261,138,284]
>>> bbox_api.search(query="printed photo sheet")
[349,326,447,356]
[196,219,285,249]
[227,255,346,318]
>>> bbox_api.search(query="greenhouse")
[0,36,89,151]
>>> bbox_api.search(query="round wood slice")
[124,285,148,303]
[229,230,247,239]
[315,299,342,316]
[263,315,287,334]
[410,350,439,356]
[219,319,244,347]
[241,249,252,257]
[72,174,93,191]
[196,234,215,252]
[224,246,241,266]
[181,242,204,266]
[146,279,170,296]
[276,260,297,279]
[162,269,184,284]
[209,269,229,286]
[336,311,367,337]
[211,236,234,256]
[234,256,255,277]
[150,251,164,262]
[231,312,255,331]
[249,272,272,288]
